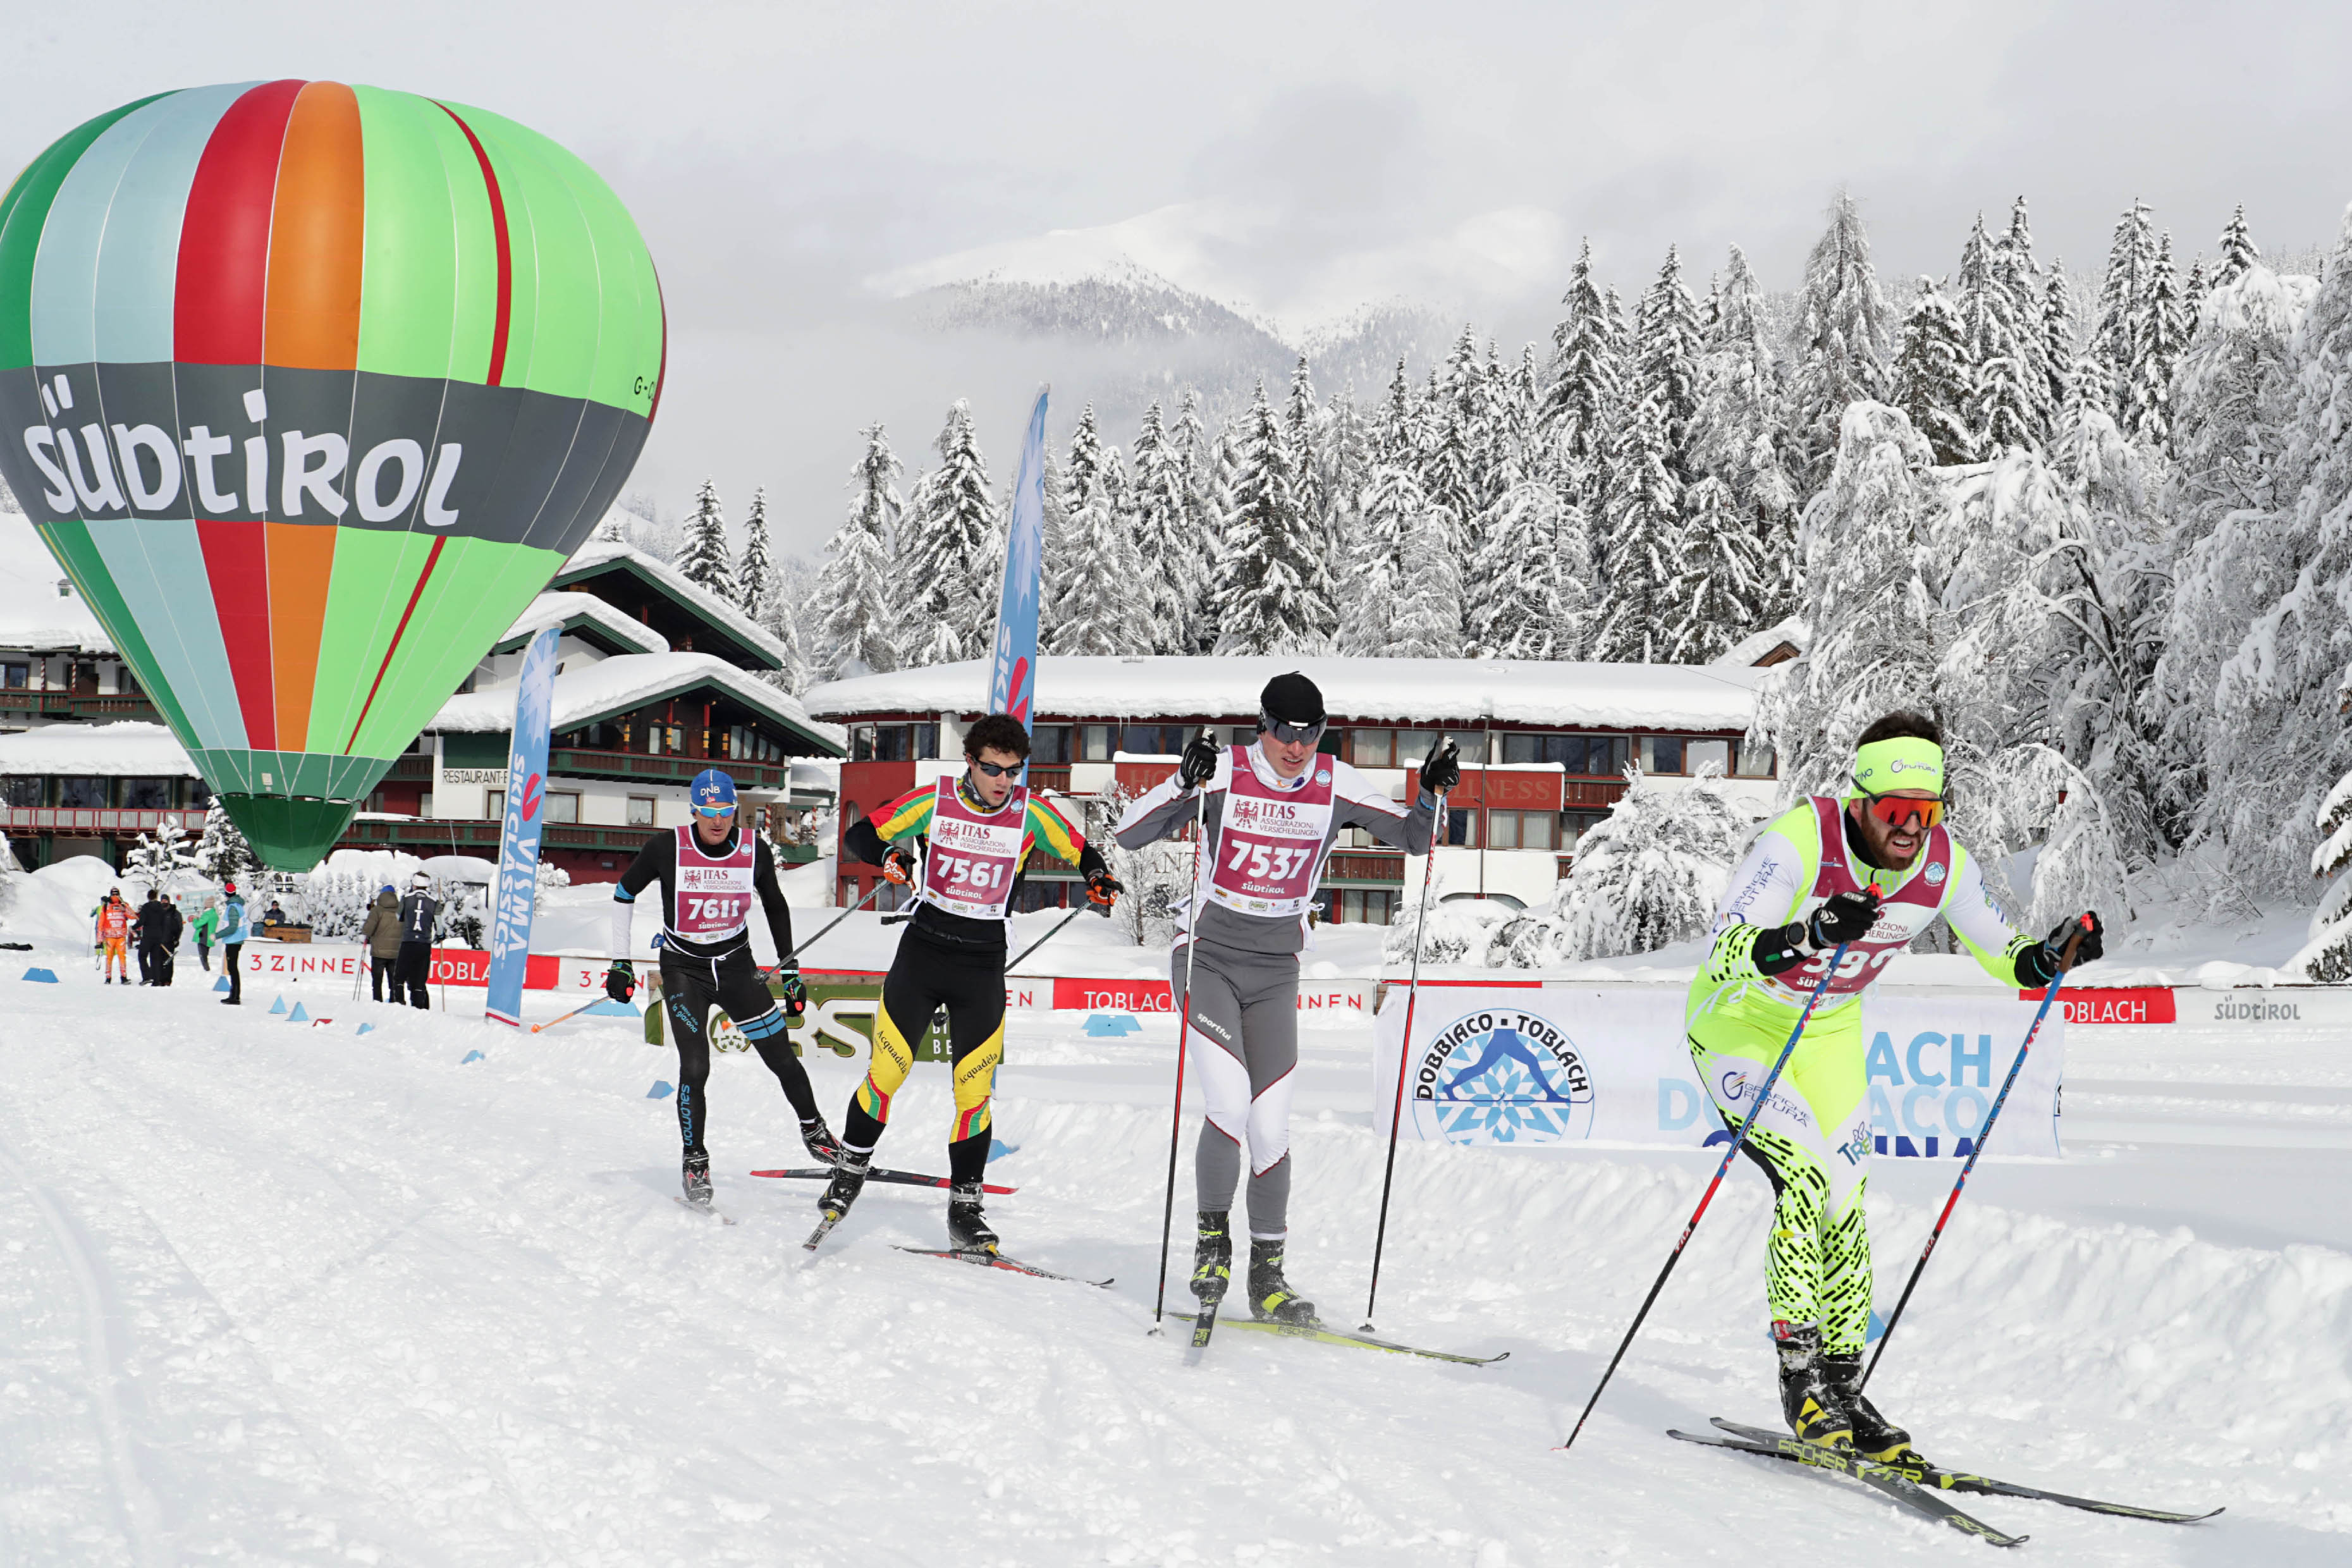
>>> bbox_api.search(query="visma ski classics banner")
[1374,984,2066,1159]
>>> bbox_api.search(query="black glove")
[1420,737,1461,794]
[881,845,917,885]
[772,965,807,1020]
[1802,889,1880,950]
[2046,911,2103,968]
[1086,867,1124,910]
[604,959,635,1003]
[1179,732,1220,790]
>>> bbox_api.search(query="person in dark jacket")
[358,885,403,1001]
[394,873,439,1008]
[135,889,182,986]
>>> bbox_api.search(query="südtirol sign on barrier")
[1373,983,2065,1158]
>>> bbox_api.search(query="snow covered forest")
[662,192,2352,948]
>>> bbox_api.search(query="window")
[1,778,39,807]
[1560,811,1610,852]
[1338,889,1399,925]
[628,795,654,826]
[913,723,939,761]
[545,792,580,824]
[486,790,504,820]
[1485,811,1556,851]
[1080,724,1113,762]
[1686,738,1730,776]
[58,776,103,808]
[850,724,874,761]
[2,663,25,689]
[1349,728,1393,768]
[419,791,434,818]
[186,779,212,809]
[1442,808,1477,847]
[1735,740,1777,778]
[1394,730,1442,766]
[1031,725,1072,764]
[1641,735,1686,775]
[118,777,170,809]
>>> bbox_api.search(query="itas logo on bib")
[1925,862,1947,885]
[1314,768,1331,785]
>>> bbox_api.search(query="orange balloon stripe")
[262,81,364,371]
[264,521,338,748]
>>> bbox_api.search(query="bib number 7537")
[1227,840,1309,881]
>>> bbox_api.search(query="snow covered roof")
[805,655,1766,732]
[430,651,846,755]
[1711,616,1806,670]
[0,512,116,654]
[491,592,670,658]
[0,720,199,776]
[554,539,792,671]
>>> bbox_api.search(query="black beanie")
[1260,671,1325,726]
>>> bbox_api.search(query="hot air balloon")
[0,80,663,867]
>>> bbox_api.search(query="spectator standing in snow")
[358,885,402,1001]
[394,873,438,1009]
[135,888,181,986]
[217,883,248,1005]
[191,898,218,971]
[94,889,132,984]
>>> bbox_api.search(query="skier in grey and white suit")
[1114,671,1455,1323]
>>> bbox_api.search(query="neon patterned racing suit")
[1688,797,2041,1354]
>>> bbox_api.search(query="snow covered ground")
[2,883,2349,1567]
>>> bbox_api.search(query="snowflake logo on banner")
[1411,1008,1596,1145]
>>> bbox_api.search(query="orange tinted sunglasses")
[1860,792,1945,830]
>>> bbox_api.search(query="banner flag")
[987,388,1050,738]
[1373,984,2064,1159]
[485,626,560,1027]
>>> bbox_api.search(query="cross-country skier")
[609,768,836,1210]
[1689,711,2103,1457]
[1115,673,1452,1325]
[819,712,1121,1252]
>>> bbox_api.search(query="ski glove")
[1802,889,1881,950]
[605,959,635,1003]
[1420,737,1462,794]
[1085,867,1124,909]
[881,846,918,885]
[2018,911,2103,987]
[770,965,808,1020]
[1178,732,1220,790]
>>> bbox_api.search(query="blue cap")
[690,769,738,816]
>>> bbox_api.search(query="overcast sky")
[11,1,2349,557]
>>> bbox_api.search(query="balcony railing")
[0,690,161,720]
[339,816,830,861]
[3,805,205,834]
[548,747,795,792]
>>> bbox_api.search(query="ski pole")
[1557,942,1853,1454]
[1360,790,1448,1332]
[1861,916,2090,1392]
[781,879,886,964]
[1007,905,1086,973]
[529,995,609,1035]
[1149,756,1213,1333]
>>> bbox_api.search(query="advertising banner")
[485,625,560,1027]
[1373,983,2064,1160]
[986,389,1050,738]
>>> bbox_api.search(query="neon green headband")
[1850,735,1945,797]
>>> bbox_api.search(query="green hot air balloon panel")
[0,80,663,867]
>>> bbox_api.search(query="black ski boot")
[1190,1211,1232,1305]
[818,1149,871,1222]
[800,1117,843,1167]
[1247,1237,1318,1325]
[1775,1322,1856,1447]
[1823,1352,1915,1460]
[946,1182,999,1254]
[681,1153,713,1210]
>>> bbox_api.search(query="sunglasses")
[972,758,1022,779]
[692,802,736,818]
[1261,716,1326,747]
[1859,791,1945,831]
